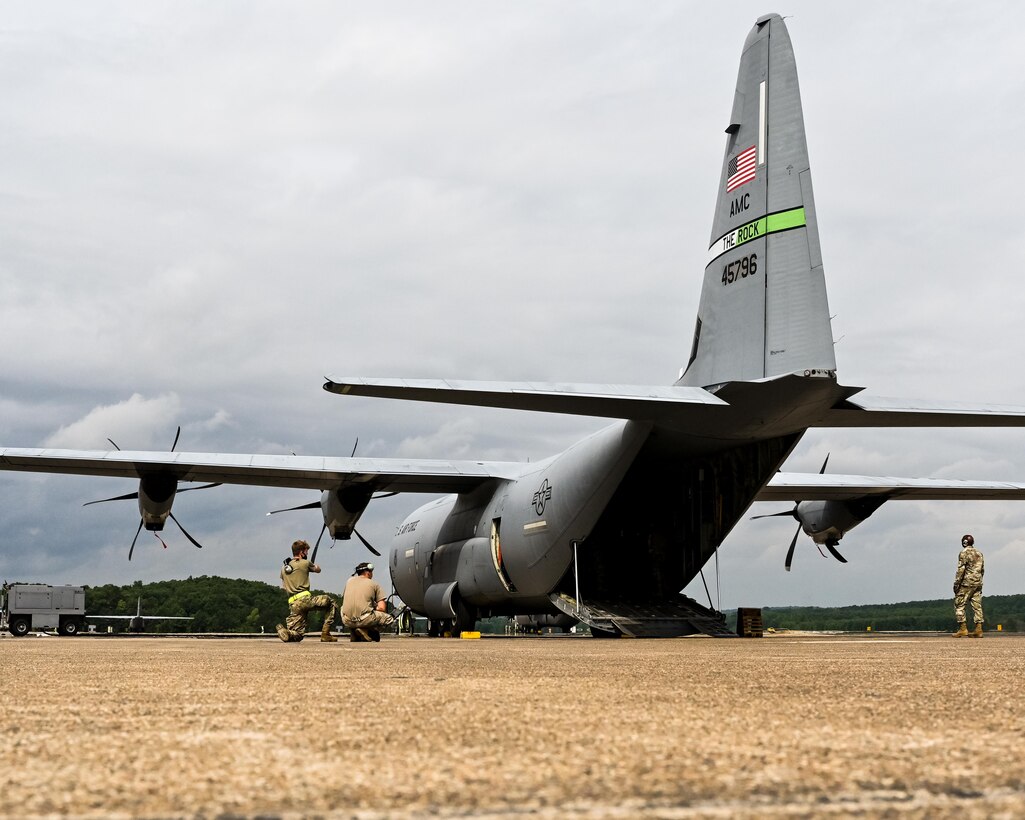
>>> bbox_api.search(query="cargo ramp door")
[550,592,735,638]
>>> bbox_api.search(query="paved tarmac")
[2,632,1024,819]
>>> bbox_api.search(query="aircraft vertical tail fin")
[679,14,835,389]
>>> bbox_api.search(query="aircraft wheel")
[398,609,413,635]
[427,619,440,638]
[10,617,30,637]
[453,602,477,636]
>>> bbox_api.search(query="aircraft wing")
[89,614,193,620]
[758,472,1025,502]
[324,377,726,419]
[0,448,523,493]
[816,395,1025,427]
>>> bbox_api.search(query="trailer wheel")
[9,617,30,637]
[59,619,81,636]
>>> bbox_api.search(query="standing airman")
[952,533,985,638]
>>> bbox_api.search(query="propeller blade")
[84,490,139,507]
[819,453,830,474]
[170,426,181,453]
[168,512,203,549]
[267,501,322,515]
[372,491,399,500]
[823,541,848,563]
[311,523,328,563]
[107,438,121,451]
[350,437,359,458]
[750,509,798,521]
[784,524,801,572]
[178,482,222,494]
[353,528,382,557]
[128,519,144,561]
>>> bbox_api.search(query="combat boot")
[952,623,968,637]
[972,623,983,638]
[320,625,338,642]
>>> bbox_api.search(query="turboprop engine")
[82,427,221,559]
[753,496,888,570]
[320,484,373,540]
[267,482,390,560]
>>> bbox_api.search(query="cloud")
[43,393,183,449]
[395,417,481,460]
[3,2,1025,606]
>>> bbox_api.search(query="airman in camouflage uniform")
[275,539,338,642]
[952,533,984,638]
[342,561,395,642]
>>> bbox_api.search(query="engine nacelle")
[796,497,887,545]
[138,473,177,531]
[321,484,373,540]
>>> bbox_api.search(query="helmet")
[961,534,974,547]
[353,561,374,576]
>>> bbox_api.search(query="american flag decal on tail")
[726,145,757,192]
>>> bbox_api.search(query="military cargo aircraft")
[90,596,193,633]
[4,13,1025,637]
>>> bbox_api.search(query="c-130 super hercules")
[5,13,1025,637]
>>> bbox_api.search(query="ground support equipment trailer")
[1,583,86,636]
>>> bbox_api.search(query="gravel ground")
[2,632,1024,819]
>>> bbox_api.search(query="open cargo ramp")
[550,593,735,638]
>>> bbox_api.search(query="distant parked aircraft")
[90,597,193,633]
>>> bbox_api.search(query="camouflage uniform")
[953,544,984,627]
[342,574,395,632]
[279,557,337,642]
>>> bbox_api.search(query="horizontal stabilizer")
[758,472,1025,502]
[817,395,1025,428]
[324,378,725,419]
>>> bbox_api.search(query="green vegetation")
[726,594,1025,633]
[81,577,519,634]
[87,576,300,633]
[78,577,1025,634]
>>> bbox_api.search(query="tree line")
[53,576,1025,633]
[81,576,511,634]
[727,594,1025,633]
[85,576,311,633]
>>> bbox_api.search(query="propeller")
[751,454,846,571]
[83,481,222,508]
[267,497,393,562]
[85,427,221,560]
[266,437,395,563]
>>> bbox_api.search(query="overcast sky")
[3,1,1025,611]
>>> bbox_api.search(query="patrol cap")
[353,561,374,576]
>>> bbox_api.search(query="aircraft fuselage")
[389,374,846,632]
